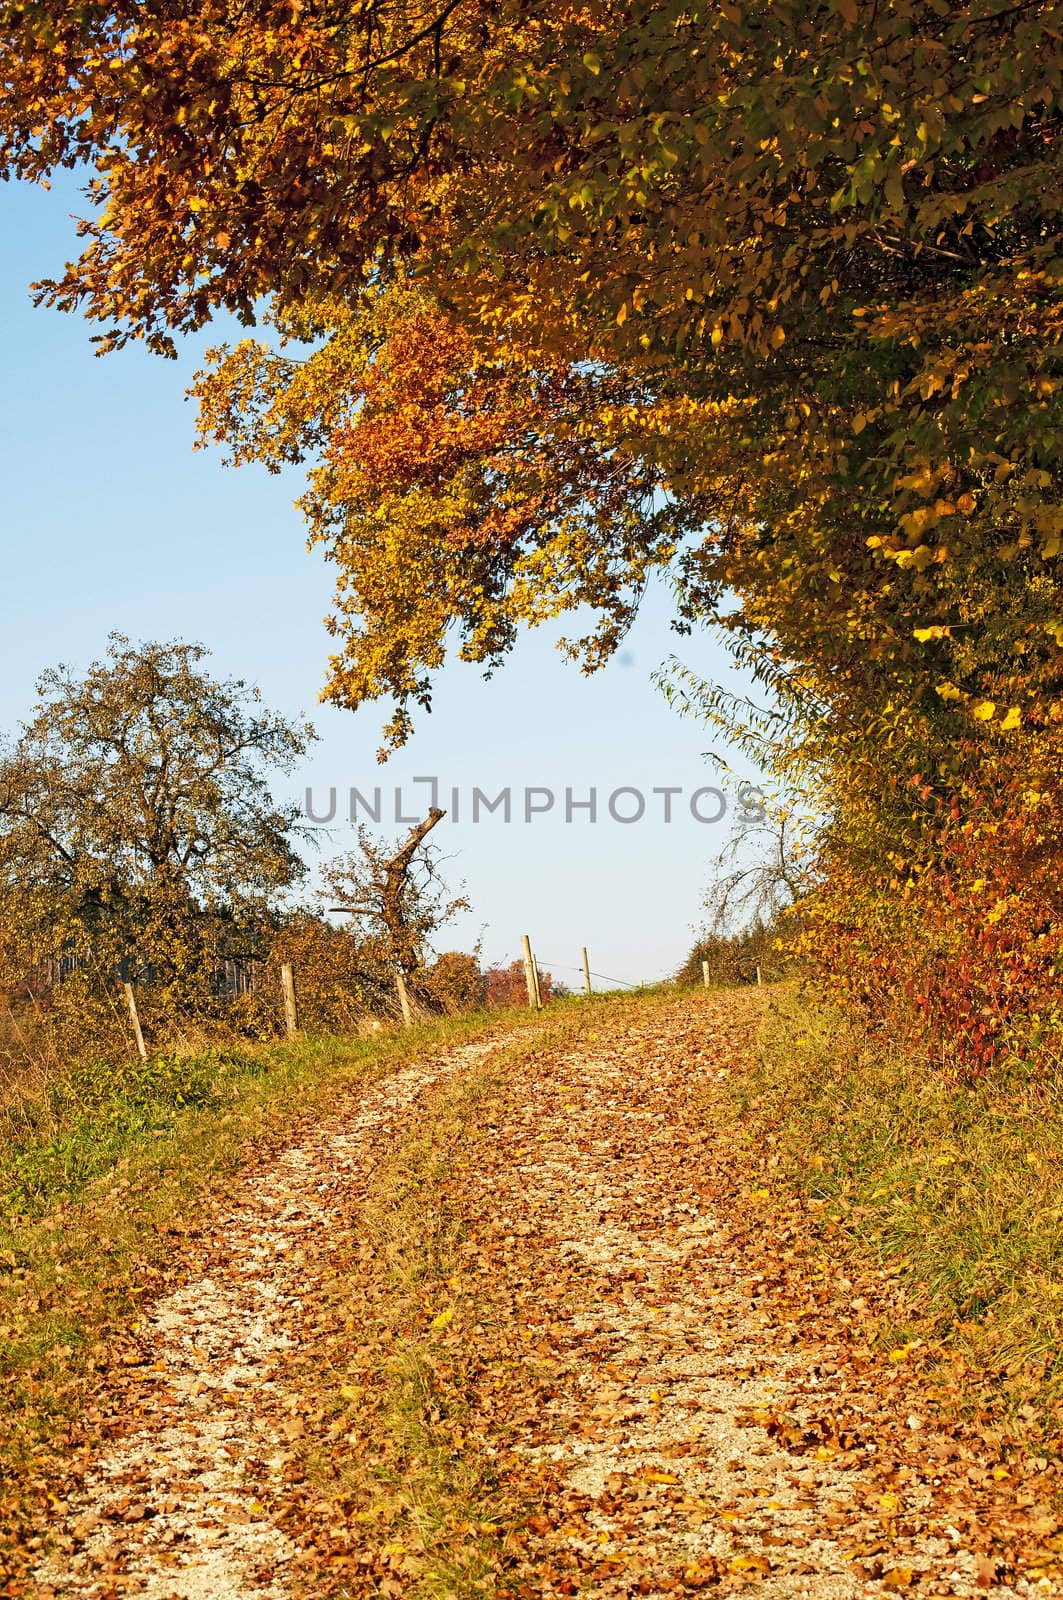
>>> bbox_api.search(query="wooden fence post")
[280,962,299,1038]
[702,959,710,990]
[521,935,538,1010]
[394,966,413,1028]
[756,964,763,987]
[122,980,148,1062]
[531,956,543,1011]
[582,946,592,997]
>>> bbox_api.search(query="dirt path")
[32,1000,1062,1598]
[33,1041,499,1599]
[462,1002,1058,1598]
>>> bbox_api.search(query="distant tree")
[322,812,470,1015]
[0,636,313,1009]
[676,802,807,988]
[702,806,808,936]
[421,950,487,1016]
[484,960,557,1010]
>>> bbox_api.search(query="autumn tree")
[2,4,1056,732]
[4,1,1063,1063]
[322,810,470,1015]
[3,2,1060,742]
[484,960,557,1010]
[0,636,313,1011]
[422,950,488,1015]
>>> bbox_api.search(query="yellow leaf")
[881,1569,915,1591]
[431,1307,454,1329]
[878,1492,903,1514]
[1000,706,1021,730]
[644,1470,680,1484]
[971,699,996,722]
[729,1553,771,1575]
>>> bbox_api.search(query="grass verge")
[724,982,1063,1439]
[298,1052,525,1597]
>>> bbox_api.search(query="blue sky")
[0,174,762,986]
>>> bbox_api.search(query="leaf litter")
[23,996,1063,1597]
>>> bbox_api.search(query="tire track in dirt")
[32,1040,499,1600]
[471,999,1058,1598]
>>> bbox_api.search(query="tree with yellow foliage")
[3,0,1062,1062]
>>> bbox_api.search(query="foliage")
[0,635,312,1017]
[419,950,488,1016]
[795,729,1063,1074]
[676,922,781,989]
[193,288,687,752]
[483,959,556,1009]
[4,3,1063,1061]
[5,1,1060,737]
[263,910,398,1032]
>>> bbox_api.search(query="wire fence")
[535,957,645,992]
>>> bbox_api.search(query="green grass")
[726,984,1063,1431]
[0,1045,262,1214]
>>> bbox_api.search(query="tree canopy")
[0,636,313,992]
[4,0,1058,739]
[3,0,1063,1063]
